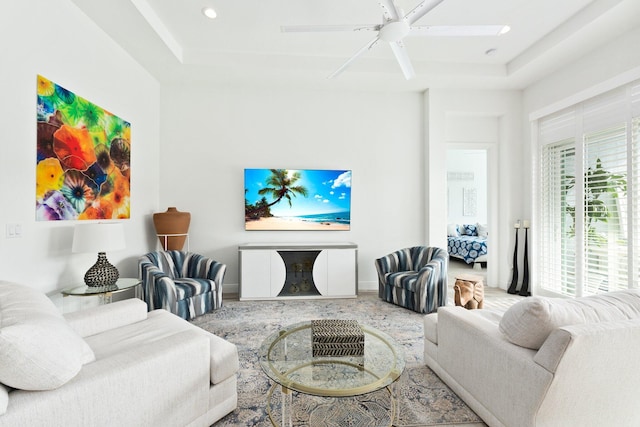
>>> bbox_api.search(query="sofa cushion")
[0,281,95,390]
[499,290,640,349]
[424,313,439,344]
[64,298,148,338]
[85,308,238,385]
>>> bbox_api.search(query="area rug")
[191,293,485,426]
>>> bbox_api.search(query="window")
[537,81,640,297]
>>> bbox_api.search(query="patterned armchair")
[138,250,226,320]
[375,246,448,314]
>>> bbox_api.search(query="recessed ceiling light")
[500,25,511,35]
[202,7,217,19]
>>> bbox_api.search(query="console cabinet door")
[327,248,357,297]
[240,250,271,299]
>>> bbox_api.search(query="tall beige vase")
[153,207,191,250]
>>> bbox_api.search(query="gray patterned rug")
[191,293,486,426]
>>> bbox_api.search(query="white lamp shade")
[72,222,126,253]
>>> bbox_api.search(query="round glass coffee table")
[259,321,405,426]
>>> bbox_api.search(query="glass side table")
[62,278,141,305]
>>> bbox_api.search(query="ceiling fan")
[281,0,510,80]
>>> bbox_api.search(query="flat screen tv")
[244,168,351,231]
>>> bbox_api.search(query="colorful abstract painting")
[36,75,131,220]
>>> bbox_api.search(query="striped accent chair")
[375,246,448,314]
[138,251,226,320]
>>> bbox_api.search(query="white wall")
[524,27,640,115]
[159,86,524,293]
[159,85,424,292]
[447,150,488,225]
[0,0,161,295]
[426,89,523,289]
[5,2,634,300]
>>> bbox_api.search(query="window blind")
[583,125,627,294]
[539,142,576,296]
[537,79,639,296]
[632,80,640,289]
[539,108,576,145]
[633,117,640,288]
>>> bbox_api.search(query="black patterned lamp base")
[84,252,119,287]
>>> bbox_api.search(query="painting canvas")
[245,169,351,231]
[36,75,131,221]
[463,187,477,216]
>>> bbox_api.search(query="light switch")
[5,224,22,238]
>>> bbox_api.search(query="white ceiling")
[70,0,640,92]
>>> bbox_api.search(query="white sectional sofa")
[0,281,238,427]
[424,289,640,427]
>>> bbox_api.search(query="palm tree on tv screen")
[246,169,308,219]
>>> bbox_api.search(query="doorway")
[446,146,496,286]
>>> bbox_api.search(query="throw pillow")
[477,223,488,238]
[0,281,95,390]
[499,289,640,349]
[447,224,460,237]
[461,224,478,236]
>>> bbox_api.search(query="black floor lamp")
[507,221,520,294]
[519,220,531,296]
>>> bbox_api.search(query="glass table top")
[61,278,140,296]
[259,321,405,397]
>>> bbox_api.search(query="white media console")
[238,242,358,300]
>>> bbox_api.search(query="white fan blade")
[378,0,400,21]
[404,0,445,25]
[281,25,378,33]
[328,37,380,79]
[409,25,510,37]
[389,41,415,80]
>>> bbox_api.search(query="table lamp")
[72,222,126,287]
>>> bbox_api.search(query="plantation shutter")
[539,108,576,145]
[539,140,576,296]
[632,81,640,288]
[537,79,640,296]
[538,107,577,296]
[581,88,629,293]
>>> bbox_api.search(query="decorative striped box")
[312,319,364,357]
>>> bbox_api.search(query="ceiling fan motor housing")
[379,20,410,42]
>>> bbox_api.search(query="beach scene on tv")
[245,169,351,231]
